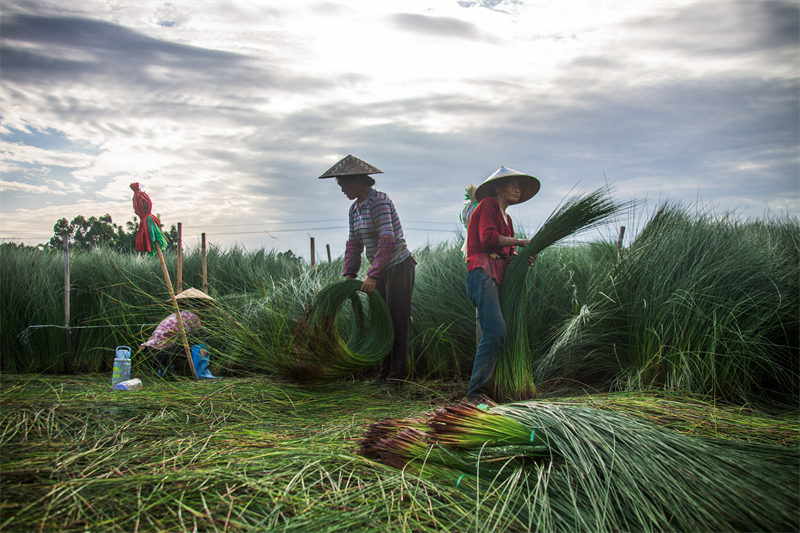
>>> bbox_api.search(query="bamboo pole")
[155,241,197,379]
[177,222,183,293]
[63,236,72,357]
[201,232,208,294]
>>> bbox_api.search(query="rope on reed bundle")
[289,278,393,381]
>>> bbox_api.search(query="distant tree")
[277,249,304,268]
[50,218,71,248]
[49,214,176,253]
[165,223,178,252]
[49,214,119,250]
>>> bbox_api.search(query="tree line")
[47,214,178,252]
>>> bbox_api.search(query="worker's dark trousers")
[376,255,416,381]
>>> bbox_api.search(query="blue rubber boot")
[191,344,219,379]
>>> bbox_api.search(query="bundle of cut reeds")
[359,400,799,532]
[493,187,625,400]
[288,278,393,381]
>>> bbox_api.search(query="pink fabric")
[343,239,364,278]
[140,311,200,350]
[367,236,395,278]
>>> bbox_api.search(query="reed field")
[1,203,799,531]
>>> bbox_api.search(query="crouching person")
[140,287,219,379]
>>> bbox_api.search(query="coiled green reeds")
[360,400,799,532]
[493,187,625,400]
[288,279,393,381]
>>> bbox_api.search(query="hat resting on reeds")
[318,155,383,186]
[172,287,216,305]
[475,166,541,205]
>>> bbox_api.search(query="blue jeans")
[465,268,506,398]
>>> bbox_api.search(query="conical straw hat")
[173,287,215,302]
[318,155,383,179]
[474,166,541,204]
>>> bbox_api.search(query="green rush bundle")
[287,279,393,381]
[493,187,626,401]
[359,400,799,533]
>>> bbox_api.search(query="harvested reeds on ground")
[1,375,472,532]
[3,375,797,532]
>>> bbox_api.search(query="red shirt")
[466,196,515,284]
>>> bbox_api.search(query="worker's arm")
[497,235,529,247]
[360,276,377,294]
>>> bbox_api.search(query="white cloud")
[0,0,796,254]
[0,179,54,193]
[1,141,94,169]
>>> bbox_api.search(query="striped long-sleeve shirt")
[343,188,411,278]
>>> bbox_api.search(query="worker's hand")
[517,238,531,247]
[528,254,538,266]
[344,275,355,279]
[360,276,377,294]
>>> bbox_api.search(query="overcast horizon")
[1,0,798,260]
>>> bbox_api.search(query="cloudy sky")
[1,0,798,260]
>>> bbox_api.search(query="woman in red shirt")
[465,166,540,402]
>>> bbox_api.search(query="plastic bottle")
[111,345,132,386]
[113,378,143,391]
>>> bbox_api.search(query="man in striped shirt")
[320,155,416,387]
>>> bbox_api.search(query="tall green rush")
[493,187,626,400]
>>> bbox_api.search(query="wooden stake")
[63,236,72,357]
[155,241,197,379]
[177,222,183,293]
[310,237,316,267]
[202,232,208,294]
[617,225,626,261]
[326,244,331,262]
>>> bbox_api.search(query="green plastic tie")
[530,429,536,443]
[456,473,468,488]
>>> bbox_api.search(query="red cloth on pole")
[130,182,163,253]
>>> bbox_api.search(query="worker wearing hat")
[319,155,416,388]
[464,166,540,402]
[140,287,218,379]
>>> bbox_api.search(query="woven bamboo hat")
[475,166,541,205]
[318,155,383,184]
[173,287,216,303]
